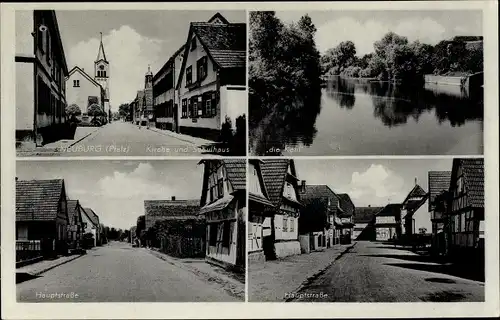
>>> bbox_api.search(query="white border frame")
[2,1,499,319]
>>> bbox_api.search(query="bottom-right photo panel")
[247,158,484,303]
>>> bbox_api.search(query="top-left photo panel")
[15,10,248,157]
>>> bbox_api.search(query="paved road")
[58,121,206,156]
[290,241,484,302]
[17,241,239,302]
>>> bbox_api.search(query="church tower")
[144,65,154,118]
[94,32,110,117]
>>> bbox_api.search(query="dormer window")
[191,37,197,51]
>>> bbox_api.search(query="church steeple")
[96,32,107,62]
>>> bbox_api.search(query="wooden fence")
[16,240,42,262]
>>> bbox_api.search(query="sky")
[294,158,453,208]
[55,10,246,111]
[276,10,483,56]
[16,160,204,230]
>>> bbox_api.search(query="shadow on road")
[361,254,442,264]
[419,290,468,302]
[385,262,485,283]
[16,272,41,284]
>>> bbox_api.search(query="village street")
[18,121,215,157]
[17,241,240,302]
[289,241,484,302]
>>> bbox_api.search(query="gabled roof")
[299,185,336,200]
[260,159,300,207]
[67,199,81,220]
[337,193,355,216]
[353,206,384,224]
[428,171,452,211]
[176,15,246,89]
[67,66,104,90]
[376,204,402,218]
[153,44,185,82]
[207,12,230,24]
[145,199,201,229]
[223,159,246,191]
[82,207,99,227]
[453,158,484,208]
[16,179,65,221]
[401,184,428,217]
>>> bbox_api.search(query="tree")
[118,103,131,118]
[136,215,145,239]
[66,104,82,117]
[321,41,356,75]
[87,103,105,125]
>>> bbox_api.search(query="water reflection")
[250,86,322,156]
[250,77,483,156]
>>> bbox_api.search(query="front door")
[174,104,179,132]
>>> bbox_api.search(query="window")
[209,224,218,246]
[283,217,288,232]
[211,92,217,116]
[191,37,197,51]
[205,98,211,117]
[181,99,187,118]
[73,80,80,87]
[197,56,208,82]
[222,221,231,249]
[290,217,294,232]
[37,22,45,52]
[186,66,192,86]
[103,70,106,78]
[197,96,203,116]
[217,178,224,198]
[46,31,51,65]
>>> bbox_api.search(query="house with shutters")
[428,171,452,255]
[15,10,69,147]
[153,45,185,132]
[15,179,69,260]
[337,194,355,244]
[298,184,337,253]
[248,159,274,262]
[260,159,302,259]
[81,207,100,247]
[375,204,402,241]
[144,197,203,257]
[176,13,247,141]
[199,159,246,272]
[446,158,484,258]
[66,199,84,251]
[400,183,429,236]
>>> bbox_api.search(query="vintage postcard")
[1,1,499,320]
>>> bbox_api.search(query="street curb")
[55,128,100,151]
[148,127,200,146]
[26,254,85,277]
[285,242,357,302]
[147,248,245,300]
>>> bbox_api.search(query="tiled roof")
[337,193,355,216]
[353,206,383,224]
[16,179,64,221]
[67,199,80,220]
[428,171,452,211]
[458,158,484,208]
[82,207,99,227]
[145,199,201,230]
[192,23,246,68]
[402,184,428,215]
[260,159,289,206]
[376,204,402,217]
[299,185,336,200]
[223,159,246,191]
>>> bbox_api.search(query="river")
[249,77,483,156]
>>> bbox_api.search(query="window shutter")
[211,92,217,117]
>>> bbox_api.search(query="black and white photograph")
[249,11,484,156]
[248,158,485,302]
[15,10,247,157]
[15,159,246,302]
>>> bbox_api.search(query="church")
[66,32,110,122]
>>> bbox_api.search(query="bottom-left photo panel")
[15,159,246,302]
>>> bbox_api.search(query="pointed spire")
[96,31,107,62]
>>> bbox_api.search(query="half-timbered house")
[428,171,452,255]
[260,159,302,259]
[199,159,246,272]
[248,160,274,262]
[375,204,402,241]
[447,158,484,258]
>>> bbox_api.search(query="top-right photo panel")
[248,10,484,156]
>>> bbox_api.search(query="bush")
[66,104,82,117]
[341,66,361,78]
[219,116,233,144]
[359,67,374,78]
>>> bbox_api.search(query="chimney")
[415,177,417,186]
[82,68,84,71]
[301,180,306,192]
[368,205,371,207]
[171,196,176,201]
[15,177,18,181]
